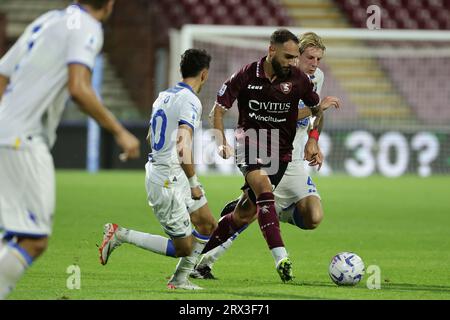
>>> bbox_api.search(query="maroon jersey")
[216,56,319,162]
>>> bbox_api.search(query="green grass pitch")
[8,171,450,300]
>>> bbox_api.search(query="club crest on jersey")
[280,82,292,94]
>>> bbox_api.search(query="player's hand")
[308,149,323,171]
[115,129,141,162]
[304,137,320,162]
[319,96,340,112]
[218,144,234,159]
[191,186,204,200]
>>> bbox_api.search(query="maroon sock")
[257,192,284,249]
[202,213,240,254]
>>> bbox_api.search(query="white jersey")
[291,68,324,162]
[0,5,103,148]
[274,68,324,213]
[148,82,202,186]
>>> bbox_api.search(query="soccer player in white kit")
[191,32,340,279]
[0,0,141,299]
[99,49,217,290]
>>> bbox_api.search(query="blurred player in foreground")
[192,32,339,280]
[99,49,217,290]
[0,0,140,299]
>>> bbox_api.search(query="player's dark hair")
[180,49,212,78]
[270,29,299,46]
[78,0,111,10]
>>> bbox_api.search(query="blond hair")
[299,32,326,54]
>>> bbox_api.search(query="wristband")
[309,129,320,141]
[189,175,200,188]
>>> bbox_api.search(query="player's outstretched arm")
[312,95,340,134]
[68,64,140,161]
[304,95,340,167]
[177,124,203,200]
[298,94,339,120]
[319,96,340,112]
[210,103,234,159]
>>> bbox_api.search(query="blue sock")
[166,239,176,257]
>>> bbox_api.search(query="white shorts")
[0,139,55,238]
[274,161,321,213]
[145,163,207,238]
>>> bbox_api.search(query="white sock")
[271,246,288,266]
[170,231,209,283]
[116,228,175,257]
[201,232,238,268]
[0,243,32,300]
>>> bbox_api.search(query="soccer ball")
[328,252,365,286]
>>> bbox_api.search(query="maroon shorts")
[238,161,289,204]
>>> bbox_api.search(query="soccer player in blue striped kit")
[99,49,218,290]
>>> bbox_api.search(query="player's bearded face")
[271,56,291,80]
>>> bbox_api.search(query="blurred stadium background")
[0,0,448,176]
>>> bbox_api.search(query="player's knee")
[18,237,49,258]
[234,200,256,225]
[209,221,218,234]
[33,238,49,256]
[304,220,321,230]
[303,208,323,230]
[197,220,217,236]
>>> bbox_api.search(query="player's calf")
[172,236,194,257]
[190,204,218,236]
[294,197,323,230]
[303,212,323,229]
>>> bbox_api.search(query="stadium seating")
[333,0,450,125]
[157,0,292,27]
[334,0,450,29]
[0,0,142,121]
[380,57,450,125]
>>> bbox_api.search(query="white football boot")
[99,223,122,265]
[167,275,204,290]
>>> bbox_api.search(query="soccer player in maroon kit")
[204,29,320,282]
